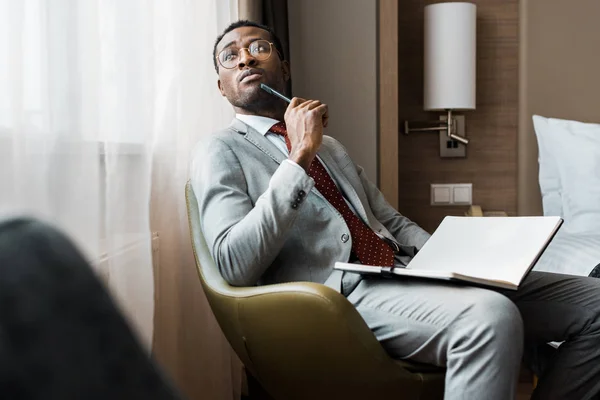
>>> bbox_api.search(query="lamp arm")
[403,110,469,145]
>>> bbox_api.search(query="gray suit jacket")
[190,118,430,293]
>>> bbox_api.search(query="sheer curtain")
[149,1,242,399]
[0,0,155,346]
[0,1,238,395]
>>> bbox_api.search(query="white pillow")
[532,116,563,217]
[533,115,600,233]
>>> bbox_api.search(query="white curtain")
[0,3,237,394]
[148,1,242,399]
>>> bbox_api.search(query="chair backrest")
[184,181,255,370]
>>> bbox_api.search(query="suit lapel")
[316,146,369,223]
[230,118,369,222]
[229,118,286,165]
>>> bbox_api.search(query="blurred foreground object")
[0,218,181,400]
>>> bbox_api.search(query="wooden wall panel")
[378,0,399,209]
[393,0,519,233]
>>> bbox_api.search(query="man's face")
[216,26,290,111]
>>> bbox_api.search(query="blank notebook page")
[407,216,562,284]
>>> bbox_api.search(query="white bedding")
[531,115,600,277]
[533,230,600,277]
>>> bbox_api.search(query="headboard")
[518,0,600,215]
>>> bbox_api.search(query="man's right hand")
[284,97,329,172]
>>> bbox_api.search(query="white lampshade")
[424,2,476,111]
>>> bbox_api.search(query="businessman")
[191,20,600,399]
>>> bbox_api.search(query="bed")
[518,0,600,277]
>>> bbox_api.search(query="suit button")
[291,202,298,209]
[295,196,303,203]
[341,234,349,243]
[298,190,306,198]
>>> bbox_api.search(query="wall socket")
[439,115,466,158]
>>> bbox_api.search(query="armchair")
[185,181,445,400]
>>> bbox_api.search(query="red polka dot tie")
[270,122,395,267]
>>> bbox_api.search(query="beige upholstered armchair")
[185,181,445,400]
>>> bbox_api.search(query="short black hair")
[213,20,285,73]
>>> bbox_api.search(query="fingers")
[304,103,329,128]
[312,103,328,117]
[289,97,307,107]
[312,103,328,127]
[303,100,320,109]
[298,100,320,110]
[287,97,329,128]
[290,98,326,110]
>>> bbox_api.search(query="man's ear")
[281,60,291,83]
[217,79,226,97]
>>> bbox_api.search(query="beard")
[227,80,287,116]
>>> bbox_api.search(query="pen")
[261,83,327,128]
[260,83,292,104]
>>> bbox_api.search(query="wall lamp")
[403,2,476,150]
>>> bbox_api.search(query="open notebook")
[335,216,563,290]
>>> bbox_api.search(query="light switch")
[431,184,452,205]
[453,184,472,205]
[431,183,472,206]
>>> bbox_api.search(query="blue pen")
[260,83,292,103]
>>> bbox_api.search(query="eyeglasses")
[216,39,281,69]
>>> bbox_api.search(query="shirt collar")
[236,114,280,136]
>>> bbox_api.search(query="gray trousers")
[346,271,600,400]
